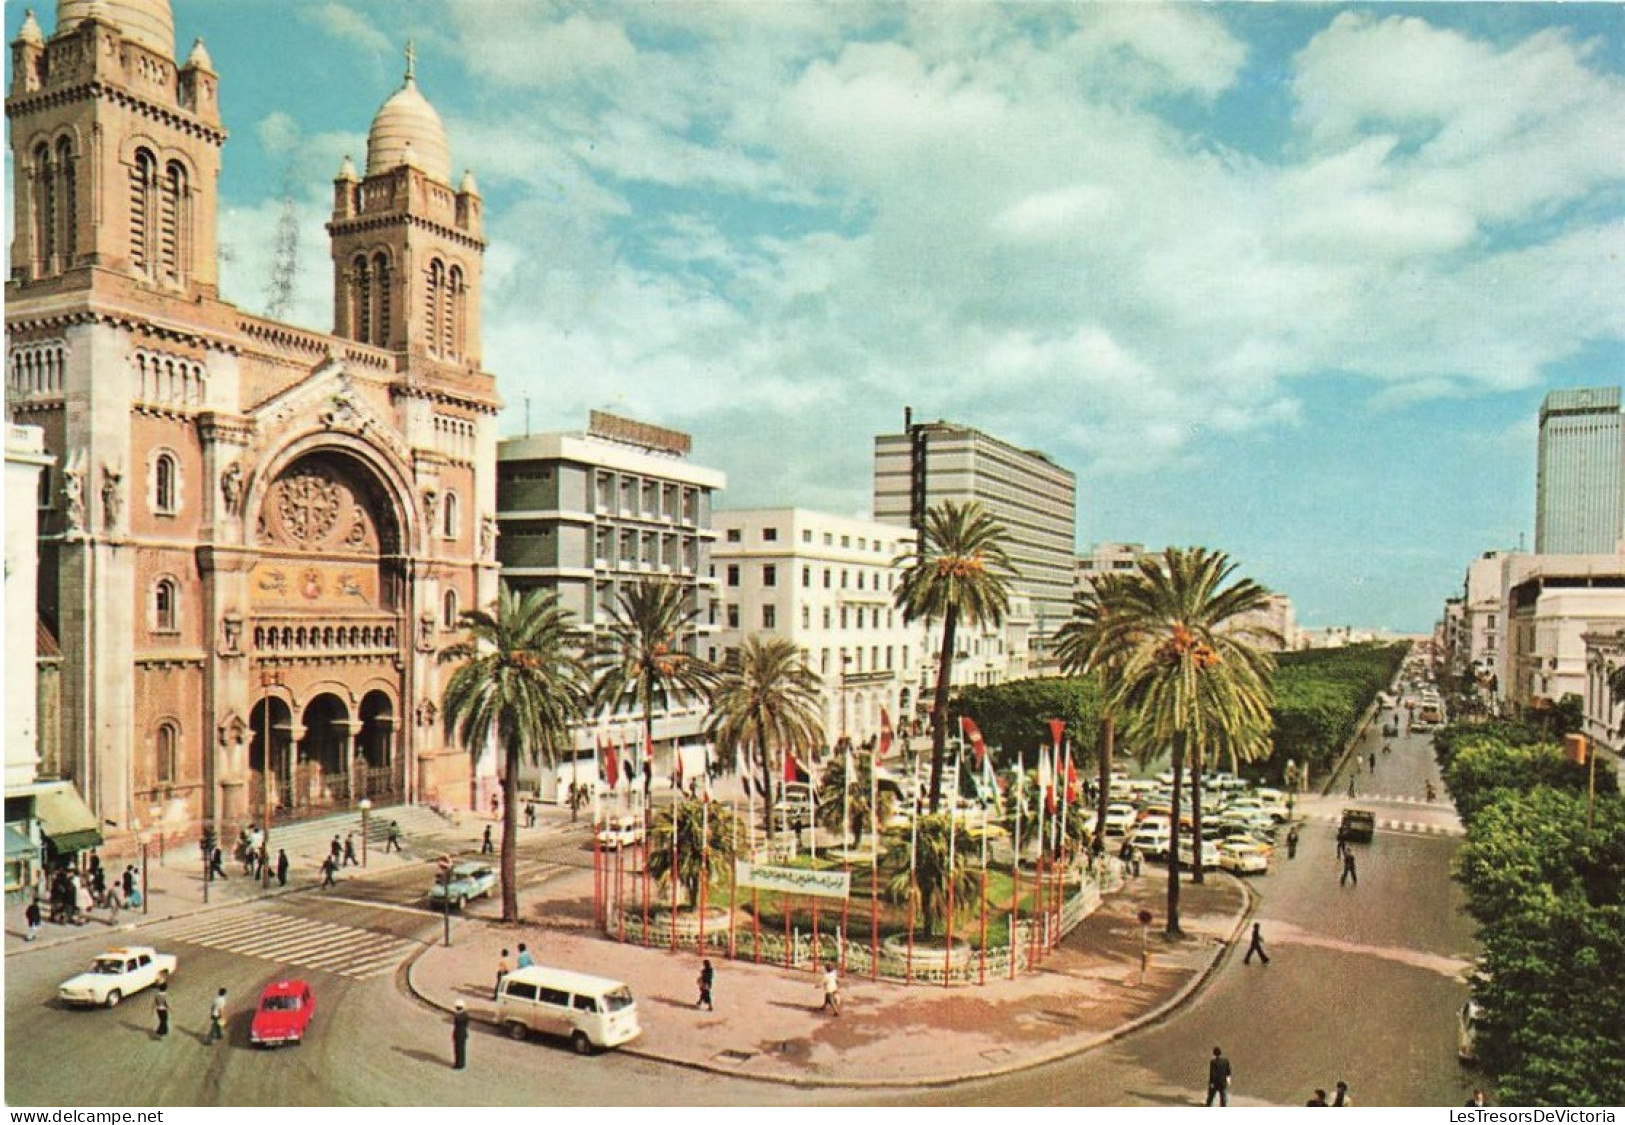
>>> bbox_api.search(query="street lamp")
[358,798,372,868]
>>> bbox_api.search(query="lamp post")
[359,799,372,868]
[259,670,283,890]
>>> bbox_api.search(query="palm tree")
[705,636,825,841]
[1054,572,1141,849]
[815,750,895,849]
[1109,547,1276,937]
[591,578,716,808]
[895,501,1014,813]
[882,814,980,938]
[646,799,739,909]
[441,584,589,922]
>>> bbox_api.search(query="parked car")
[1128,822,1172,860]
[1103,803,1138,838]
[428,861,498,910]
[1218,839,1271,874]
[1203,772,1250,794]
[59,947,176,1008]
[1216,808,1275,836]
[1176,838,1222,870]
[250,979,315,1047]
[1253,788,1291,822]
[594,817,645,851]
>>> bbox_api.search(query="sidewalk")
[407,859,1248,1088]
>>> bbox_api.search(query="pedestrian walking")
[1307,1090,1329,1106]
[525,800,537,829]
[24,896,40,941]
[1334,828,1348,861]
[516,942,533,969]
[494,948,510,1000]
[481,825,494,855]
[153,983,170,1038]
[452,1000,469,1070]
[1340,850,1357,887]
[275,849,289,887]
[490,793,500,818]
[1286,826,1300,859]
[386,821,401,852]
[1332,1080,1352,1106]
[104,886,121,925]
[329,835,342,865]
[122,865,137,900]
[697,959,715,1011]
[207,987,227,1044]
[76,877,94,923]
[320,855,338,888]
[1242,922,1270,965]
[208,845,228,880]
[343,833,358,867]
[1205,1046,1232,1106]
[819,962,841,1016]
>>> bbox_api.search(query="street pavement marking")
[145,911,416,980]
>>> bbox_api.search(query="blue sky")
[10,1,1625,633]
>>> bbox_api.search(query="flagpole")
[670,777,680,953]
[1011,762,1021,980]
[700,783,710,958]
[728,797,739,961]
[871,734,880,981]
[945,744,959,988]
[906,788,918,985]
[979,770,989,987]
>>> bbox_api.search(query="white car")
[1128,822,1172,860]
[59,947,176,1008]
[1177,838,1222,870]
[1103,803,1138,838]
[1218,840,1271,874]
[1253,788,1291,822]
[595,816,645,850]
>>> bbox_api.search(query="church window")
[353,255,371,342]
[153,452,179,514]
[56,136,76,267]
[443,491,459,539]
[160,161,189,284]
[155,722,179,784]
[372,252,391,346]
[443,588,459,629]
[153,577,179,633]
[427,258,446,356]
[447,265,464,359]
[32,142,55,271]
[130,149,157,277]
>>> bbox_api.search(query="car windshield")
[92,959,125,974]
[601,986,634,1012]
[262,995,302,1011]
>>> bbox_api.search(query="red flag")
[1065,749,1079,804]
[878,708,894,758]
[960,716,988,766]
[784,749,799,783]
[604,738,619,790]
[644,727,655,761]
[1048,719,1065,750]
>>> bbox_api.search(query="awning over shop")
[6,825,39,860]
[33,782,102,853]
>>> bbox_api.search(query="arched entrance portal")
[249,696,295,817]
[248,443,411,823]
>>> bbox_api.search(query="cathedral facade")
[6,1,500,849]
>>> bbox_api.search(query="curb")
[403,874,1252,1091]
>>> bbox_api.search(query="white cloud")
[301,3,392,57]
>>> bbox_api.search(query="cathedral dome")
[57,0,175,60]
[366,58,451,184]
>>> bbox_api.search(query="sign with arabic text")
[733,861,851,900]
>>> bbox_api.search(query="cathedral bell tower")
[6,1,223,297]
[328,44,485,368]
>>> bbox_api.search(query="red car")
[250,979,315,1047]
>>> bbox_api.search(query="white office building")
[1536,387,1625,555]
[874,415,1076,662]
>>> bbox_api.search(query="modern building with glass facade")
[874,416,1076,660]
[1536,387,1625,555]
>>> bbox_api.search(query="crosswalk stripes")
[145,910,417,980]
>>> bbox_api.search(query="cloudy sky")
[11,1,1624,632]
